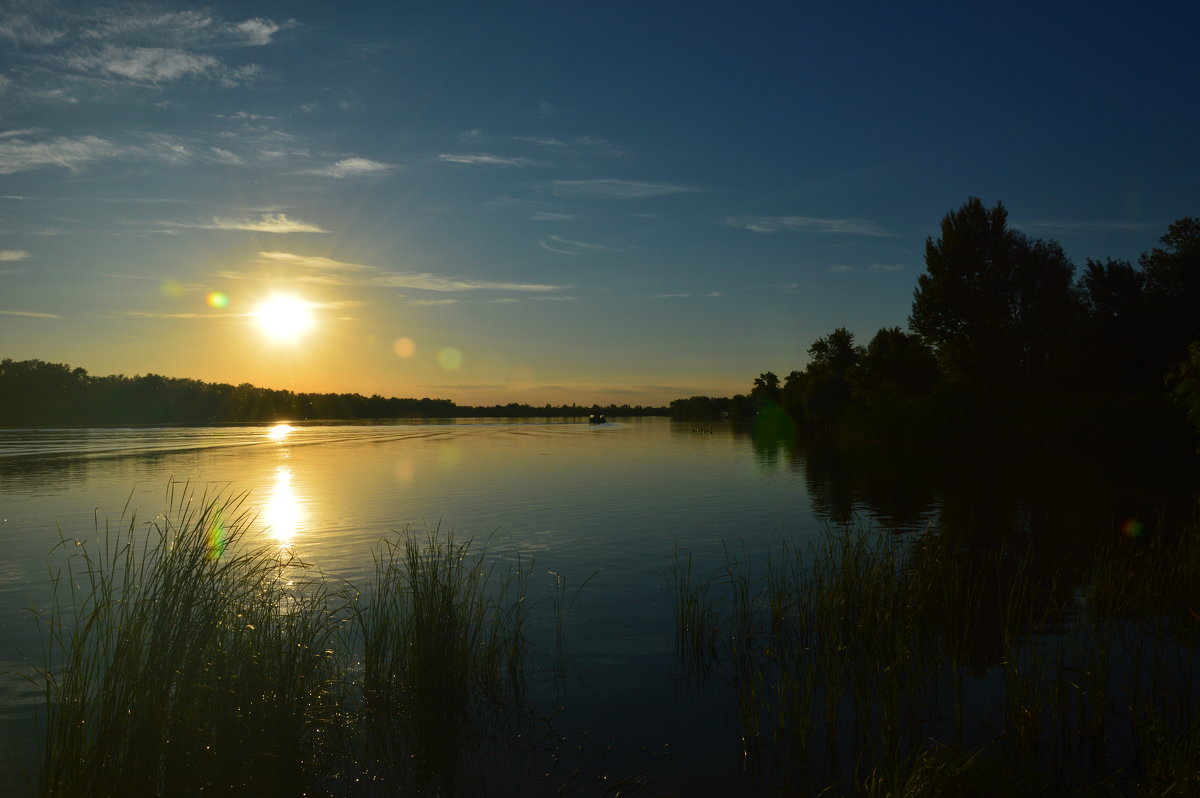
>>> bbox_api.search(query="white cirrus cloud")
[1022,218,1162,233]
[232,18,282,46]
[867,263,905,273]
[257,251,373,271]
[724,215,894,237]
[437,153,542,167]
[0,134,123,174]
[210,147,243,164]
[69,46,219,82]
[0,309,62,318]
[539,234,621,255]
[530,211,578,222]
[164,214,326,233]
[243,250,570,294]
[209,214,326,233]
[551,179,703,199]
[0,250,31,261]
[306,157,397,177]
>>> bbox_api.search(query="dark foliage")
[0,359,667,427]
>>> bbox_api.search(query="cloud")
[377,273,566,293]
[724,215,894,237]
[69,46,219,82]
[212,213,325,233]
[0,134,123,173]
[257,251,372,271]
[827,263,906,274]
[0,309,62,318]
[210,147,243,164]
[0,250,30,261]
[1022,219,1162,234]
[169,213,326,233]
[306,157,397,177]
[246,250,570,293]
[232,18,282,46]
[539,234,621,255]
[437,153,542,167]
[409,298,460,306]
[551,179,702,199]
[530,211,578,222]
[538,240,580,256]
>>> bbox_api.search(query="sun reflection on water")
[267,423,296,441]
[263,465,305,546]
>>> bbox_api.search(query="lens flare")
[206,291,229,309]
[207,507,228,560]
[437,346,463,371]
[161,280,186,298]
[393,337,416,358]
[1121,518,1144,539]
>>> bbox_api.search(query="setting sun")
[254,296,315,342]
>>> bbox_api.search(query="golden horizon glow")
[254,296,315,343]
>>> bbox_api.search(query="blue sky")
[1,1,1197,405]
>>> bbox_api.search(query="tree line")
[672,197,1200,441]
[0,360,666,427]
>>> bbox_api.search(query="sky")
[1,1,1197,406]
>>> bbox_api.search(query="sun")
[254,296,315,342]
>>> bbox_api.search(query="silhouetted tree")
[751,371,782,405]
[1140,217,1200,376]
[855,327,940,398]
[910,197,1078,386]
[1078,258,1152,391]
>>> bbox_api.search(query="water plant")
[671,520,1200,795]
[30,485,540,797]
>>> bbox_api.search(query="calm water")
[0,417,1191,793]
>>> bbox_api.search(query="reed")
[672,519,1200,795]
[31,486,538,797]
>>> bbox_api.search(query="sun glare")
[255,296,315,342]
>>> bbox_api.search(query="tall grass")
[672,520,1200,795]
[31,485,538,797]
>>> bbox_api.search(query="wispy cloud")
[69,46,219,82]
[437,153,543,167]
[724,215,894,237]
[257,251,371,270]
[0,250,30,261]
[530,211,578,222]
[305,157,397,177]
[538,234,621,255]
[0,309,62,318]
[409,298,460,306]
[0,131,195,174]
[0,134,123,174]
[243,250,570,294]
[551,179,703,199]
[210,147,243,164]
[166,213,327,233]
[828,263,905,274]
[1022,219,1162,234]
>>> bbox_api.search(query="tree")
[806,327,860,377]
[1140,217,1200,373]
[751,371,782,405]
[910,197,1078,386]
[855,327,939,397]
[1078,258,1153,391]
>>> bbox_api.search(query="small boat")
[588,414,607,424]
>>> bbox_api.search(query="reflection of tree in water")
[799,442,939,532]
